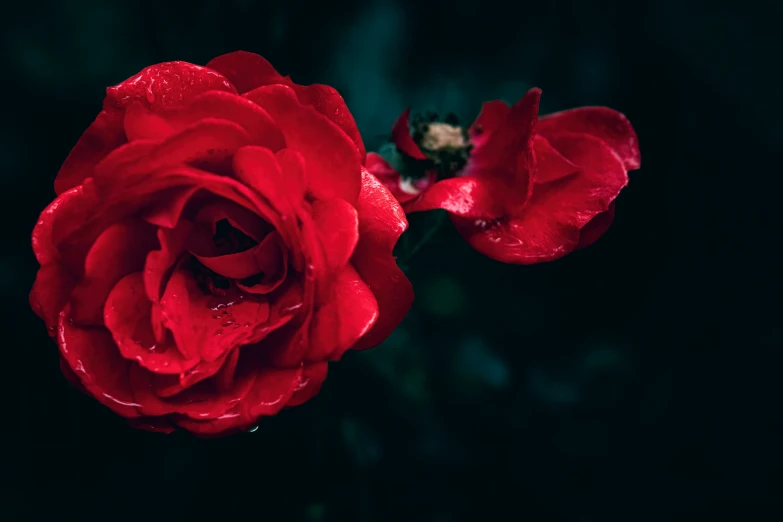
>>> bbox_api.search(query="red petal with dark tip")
[537,107,641,170]
[352,170,413,350]
[104,273,198,374]
[391,108,427,160]
[243,84,362,203]
[58,305,141,418]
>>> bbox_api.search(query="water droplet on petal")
[247,426,259,433]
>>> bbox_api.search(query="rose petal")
[104,60,236,112]
[453,133,628,264]
[60,356,87,393]
[95,118,252,181]
[63,166,280,278]
[159,269,271,362]
[157,281,301,397]
[123,103,174,141]
[537,107,641,170]
[69,220,158,325]
[193,231,286,280]
[311,198,359,272]
[293,84,366,161]
[532,134,580,184]
[287,362,328,407]
[30,263,75,334]
[170,364,302,436]
[153,350,233,398]
[206,51,286,95]
[54,109,126,194]
[104,273,198,374]
[364,152,423,205]
[215,347,241,393]
[352,170,413,350]
[404,176,506,219]
[469,100,510,146]
[123,91,286,152]
[232,146,307,259]
[58,305,141,418]
[577,202,616,249]
[391,108,427,160]
[306,265,379,362]
[143,186,202,228]
[144,222,193,303]
[206,52,365,159]
[239,366,303,420]
[469,89,541,181]
[192,199,271,244]
[129,359,256,420]
[33,185,92,266]
[234,233,289,295]
[243,84,362,203]
[172,411,250,437]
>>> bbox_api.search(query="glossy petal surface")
[537,107,641,170]
[352,171,413,350]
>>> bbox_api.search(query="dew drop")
[247,426,259,433]
[221,320,235,327]
[281,302,303,315]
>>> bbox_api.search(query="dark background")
[2,0,781,520]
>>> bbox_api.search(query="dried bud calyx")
[411,112,472,178]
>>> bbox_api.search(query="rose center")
[212,218,258,255]
[411,112,472,179]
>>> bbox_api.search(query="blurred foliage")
[2,0,782,521]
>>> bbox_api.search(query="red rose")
[367,89,641,263]
[30,51,413,436]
